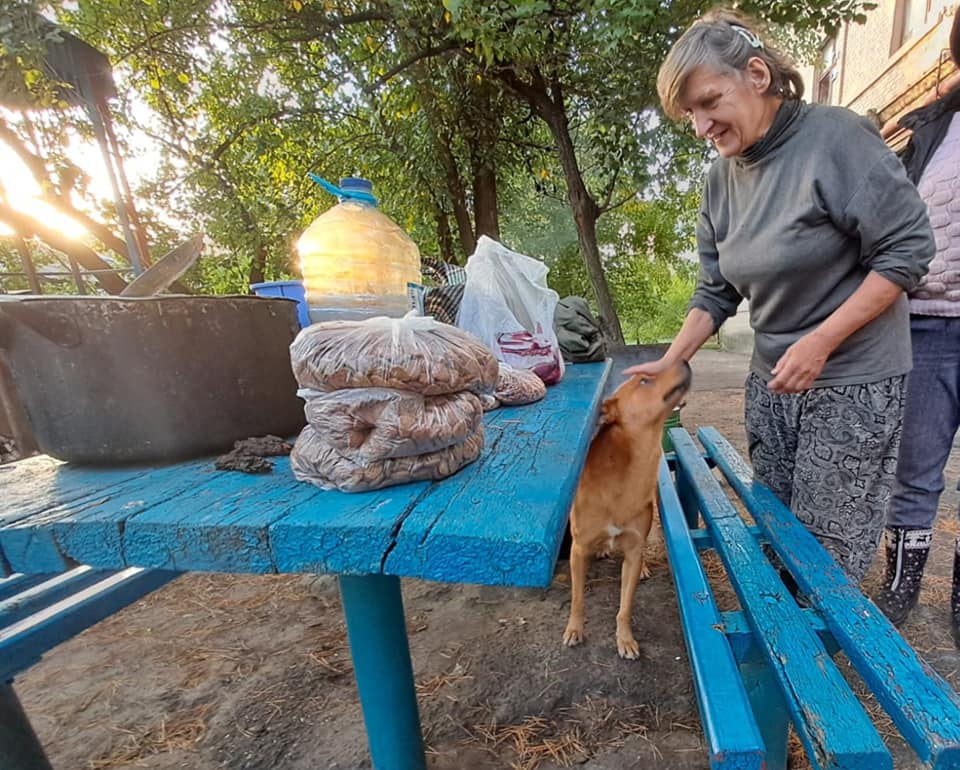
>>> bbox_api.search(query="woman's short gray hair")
[657,8,804,121]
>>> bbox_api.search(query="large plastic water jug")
[296,175,421,324]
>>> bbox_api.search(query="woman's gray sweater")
[691,100,935,386]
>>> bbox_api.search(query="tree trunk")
[468,79,500,241]
[472,159,499,240]
[435,208,456,264]
[249,242,267,286]
[499,69,624,345]
[412,69,476,260]
[435,136,476,258]
[0,203,128,294]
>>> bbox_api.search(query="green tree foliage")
[0,0,875,337]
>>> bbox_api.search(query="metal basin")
[0,295,305,464]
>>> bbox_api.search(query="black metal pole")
[0,681,54,770]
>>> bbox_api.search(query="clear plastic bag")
[456,236,565,385]
[300,388,483,462]
[495,363,546,406]
[290,314,498,395]
[479,393,500,412]
[291,423,484,492]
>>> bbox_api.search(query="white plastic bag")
[456,236,565,384]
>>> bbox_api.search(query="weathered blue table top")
[0,361,609,587]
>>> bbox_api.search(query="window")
[817,73,834,104]
[892,0,932,52]
[816,38,838,104]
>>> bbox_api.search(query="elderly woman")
[627,8,935,583]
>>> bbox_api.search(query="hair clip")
[730,24,764,50]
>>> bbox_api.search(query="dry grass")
[416,666,472,697]
[306,623,351,677]
[464,697,662,770]
[88,704,210,770]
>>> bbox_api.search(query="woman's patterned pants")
[744,372,905,585]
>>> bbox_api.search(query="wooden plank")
[0,573,50,603]
[0,568,178,682]
[122,459,329,572]
[0,457,213,573]
[382,361,610,587]
[657,456,765,770]
[0,456,152,528]
[670,429,891,770]
[699,426,960,770]
[0,566,104,626]
[0,455,155,570]
[269,481,429,576]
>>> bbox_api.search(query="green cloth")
[554,296,605,363]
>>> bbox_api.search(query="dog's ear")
[598,395,620,427]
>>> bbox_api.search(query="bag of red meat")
[496,326,563,385]
[495,363,547,406]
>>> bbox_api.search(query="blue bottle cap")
[339,177,373,194]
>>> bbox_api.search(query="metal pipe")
[339,574,426,770]
[85,99,143,276]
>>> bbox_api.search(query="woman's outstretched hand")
[622,356,677,379]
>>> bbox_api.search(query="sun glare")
[0,142,90,241]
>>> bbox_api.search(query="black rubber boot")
[951,539,960,649]
[873,526,932,626]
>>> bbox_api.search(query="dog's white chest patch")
[605,524,622,552]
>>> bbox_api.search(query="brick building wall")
[818,0,957,128]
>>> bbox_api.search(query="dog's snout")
[662,360,692,404]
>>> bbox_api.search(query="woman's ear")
[744,56,772,93]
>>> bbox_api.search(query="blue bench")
[659,425,960,770]
[0,565,177,770]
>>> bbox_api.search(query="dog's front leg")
[562,541,591,647]
[616,548,645,659]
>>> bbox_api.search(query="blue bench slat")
[699,426,960,770]
[690,526,764,552]
[0,566,112,626]
[0,568,178,682]
[721,610,833,663]
[657,457,765,770]
[0,573,51,603]
[670,429,891,770]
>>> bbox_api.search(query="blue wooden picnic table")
[0,360,610,770]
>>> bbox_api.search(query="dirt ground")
[16,349,960,770]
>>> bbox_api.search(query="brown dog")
[562,360,692,658]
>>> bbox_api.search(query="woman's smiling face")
[679,61,779,158]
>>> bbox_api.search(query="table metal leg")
[339,574,426,770]
[0,681,54,770]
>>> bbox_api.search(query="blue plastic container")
[250,280,310,329]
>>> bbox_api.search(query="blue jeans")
[887,316,960,528]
